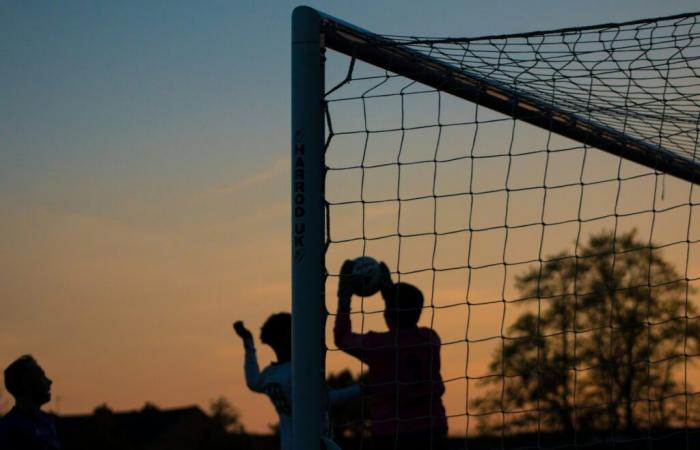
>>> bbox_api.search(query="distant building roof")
[57,405,223,450]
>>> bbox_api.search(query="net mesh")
[321,12,700,449]
[385,13,700,165]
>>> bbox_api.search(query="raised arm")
[233,321,266,392]
[333,260,364,357]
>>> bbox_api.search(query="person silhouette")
[334,260,448,450]
[234,313,358,450]
[0,355,60,450]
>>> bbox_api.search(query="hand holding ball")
[339,256,389,297]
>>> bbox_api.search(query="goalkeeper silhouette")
[334,260,448,450]
[234,313,358,450]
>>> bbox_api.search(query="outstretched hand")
[233,321,253,341]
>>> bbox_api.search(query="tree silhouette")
[474,229,700,435]
[93,403,114,415]
[141,401,159,413]
[209,396,244,434]
[326,369,369,440]
[87,403,122,450]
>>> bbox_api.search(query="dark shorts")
[371,429,448,450]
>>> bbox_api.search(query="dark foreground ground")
[54,408,700,450]
[343,430,700,450]
[440,429,700,449]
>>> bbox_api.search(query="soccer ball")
[350,256,383,296]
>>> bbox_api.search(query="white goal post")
[291,6,326,450]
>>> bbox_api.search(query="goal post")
[292,6,700,449]
[291,6,326,450]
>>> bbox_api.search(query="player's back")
[361,327,447,436]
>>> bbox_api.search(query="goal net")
[293,8,700,449]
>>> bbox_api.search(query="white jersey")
[243,340,293,450]
[242,338,361,450]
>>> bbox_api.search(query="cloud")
[212,158,287,197]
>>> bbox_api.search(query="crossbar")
[319,12,700,185]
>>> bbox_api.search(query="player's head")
[382,282,424,329]
[261,312,292,352]
[4,354,52,406]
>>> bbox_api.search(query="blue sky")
[3,0,697,211]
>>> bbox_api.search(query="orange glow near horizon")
[2,154,700,436]
[3,112,700,436]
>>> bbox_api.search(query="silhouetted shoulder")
[419,327,442,345]
[0,408,60,450]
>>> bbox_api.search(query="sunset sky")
[2,0,699,434]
